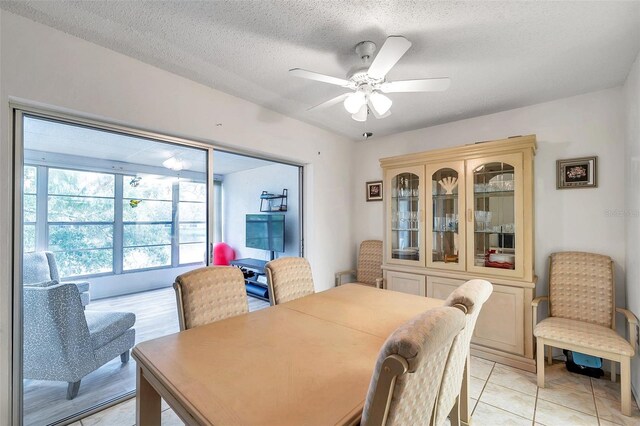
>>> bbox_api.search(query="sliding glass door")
[15,111,212,425]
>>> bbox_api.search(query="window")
[23,166,37,253]
[24,165,209,278]
[47,168,115,276]
[178,180,207,264]
[123,175,173,271]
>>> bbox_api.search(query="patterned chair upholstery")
[533,252,638,416]
[435,279,493,426]
[265,257,315,305]
[361,306,466,426]
[335,240,384,288]
[23,251,91,306]
[23,282,135,399]
[173,266,248,330]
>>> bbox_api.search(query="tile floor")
[74,357,640,426]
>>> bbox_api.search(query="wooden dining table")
[133,284,462,426]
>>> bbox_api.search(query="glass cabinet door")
[426,162,465,270]
[466,153,523,277]
[386,166,424,265]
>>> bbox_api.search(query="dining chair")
[265,257,315,305]
[533,251,638,416]
[361,306,466,426]
[173,266,248,331]
[433,279,493,426]
[334,240,384,288]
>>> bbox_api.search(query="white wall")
[352,88,627,310]
[624,51,640,399]
[223,163,301,261]
[0,12,355,422]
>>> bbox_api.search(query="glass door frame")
[465,152,525,278]
[10,106,219,425]
[426,161,466,271]
[384,165,426,267]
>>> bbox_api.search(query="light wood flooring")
[23,287,270,426]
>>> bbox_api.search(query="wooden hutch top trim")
[379,134,537,168]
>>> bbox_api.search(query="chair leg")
[611,360,616,383]
[121,350,130,364]
[67,380,81,400]
[536,338,545,388]
[547,345,553,365]
[449,396,461,426]
[621,357,631,416]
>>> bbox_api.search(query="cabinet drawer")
[426,277,525,356]
[385,271,426,296]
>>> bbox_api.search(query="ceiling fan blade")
[367,36,412,79]
[289,68,350,87]
[381,78,451,93]
[368,100,391,119]
[306,93,351,111]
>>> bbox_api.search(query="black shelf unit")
[260,189,288,212]
[230,258,270,302]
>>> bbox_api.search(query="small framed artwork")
[556,156,598,189]
[366,180,383,201]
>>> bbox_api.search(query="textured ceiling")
[2,1,640,140]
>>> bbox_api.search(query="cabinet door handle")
[467,209,473,222]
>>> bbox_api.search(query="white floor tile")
[470,356,495,380]
[469,376,486,400]
[537,383,596,416]
[472,401,531,426]
[161,408,185,425]
[595,396,640,426]
[534,399,598,426]
[488,363,538,396]
[479,382,536,420]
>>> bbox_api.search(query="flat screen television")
[246,214,285,254]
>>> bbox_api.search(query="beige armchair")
[173,266,248,331]
[335,240,383,288]
[533,252,638,416]
[265,257,315,305]
[435,279,493,426]
[361,306,466,426]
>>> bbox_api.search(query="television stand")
[229,258,270,302]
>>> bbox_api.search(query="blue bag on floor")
[572,351,602,368]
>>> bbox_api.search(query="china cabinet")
[380,135,536,371]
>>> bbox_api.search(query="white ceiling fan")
[290,36,450,122]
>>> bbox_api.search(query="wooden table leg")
[137,364,161,426]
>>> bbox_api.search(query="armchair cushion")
[23,252,55,283]
[534,317,634,357]
[85,311,136,350]
[65,281,90,294]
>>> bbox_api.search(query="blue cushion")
[84,311,136,350]
[63,281,90,293]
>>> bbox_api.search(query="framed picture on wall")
[366,181,383,201]
[556,156,597,189]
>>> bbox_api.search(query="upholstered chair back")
[265,257,315,305]
[23,282,95,382]
[174,266,248,331]
[361,306,466,426]
[434,279,493,425]
[357,240,383,286]
[549,252,614,328]
[23,251,60,284]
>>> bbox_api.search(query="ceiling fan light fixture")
[344,90,366,114]
[369,92,392,115]
[352,104,368,122]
